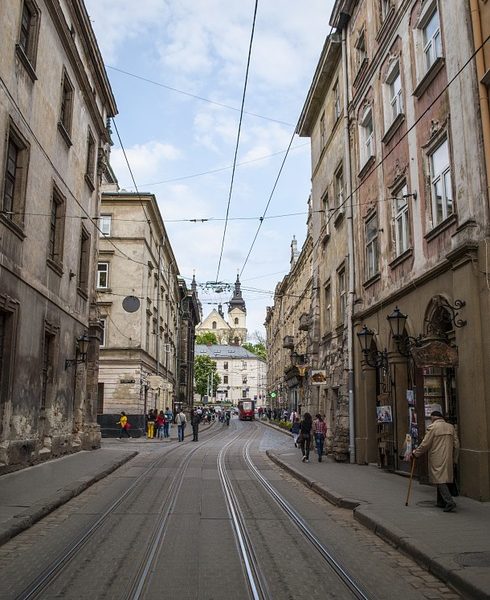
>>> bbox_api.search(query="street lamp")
[386,307,423,357]
[356,325,388,369]
[65,332,90,369]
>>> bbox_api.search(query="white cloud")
[111,141,182,187]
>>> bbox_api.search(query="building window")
[322,192,330,235]
[337,268,346,324]
[59,70,74,140]
[365,213,379,279]
[242,375,247,385]
[242,361,247,370]
[0,299,18,407]
[100,317,106,347]
[85,129,96,186]
[17,0,40,72]
[429,138,453,226]
[324,282,332,332]
[387,66,403,122]
[224,361,228,370]
[393,184,410,256]
[48,185,65,265]
[2,125,29,230]
[77,227,90,295]
[234,317,239,325]
[360,107,375,167]
[423,7,442,71]
[355,30,367,72]
[97,262,109,289]
[212,321,217,329]
[99,215,111,236]
[333,80,341,121]
[223,375,228,384]
[41,331,54,410]
[334,166,344,210]
[242,390,248,398]
[320,111,326,148]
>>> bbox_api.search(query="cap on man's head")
[430,410,443,418]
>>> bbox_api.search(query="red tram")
[238,399,255,421]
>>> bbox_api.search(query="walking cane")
[405,457,416,506]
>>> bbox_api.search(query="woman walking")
[299,412,313,462]
[291,417,301,447]
[156,410,166,439]
[313,414,327,462]
[116,411,131,439]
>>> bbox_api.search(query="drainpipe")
[342,23,356,464]
[469,0,490,223]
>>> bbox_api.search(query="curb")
[266,450,487,600]
[0,450,137,547]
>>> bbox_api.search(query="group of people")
[291,412,327,463]
[146,407,174,439]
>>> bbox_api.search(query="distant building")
[96,191,185,434]
[196,275,247,345]
[195,345,266,407]
[0,0,116,469]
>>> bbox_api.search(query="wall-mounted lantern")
[356,325,388,369]
[65,332,90,370]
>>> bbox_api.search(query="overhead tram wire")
[240,130,295,278]
[106,64,293,127]
[215,0,259,282]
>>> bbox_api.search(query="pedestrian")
[116,411,131,439]
[191,409,200,441]
[176,409,187,442]
[313,414,327,462]
[147,409,156,439]
[163,406,172,437]
[156,410,166,439]
[412,410,460,512]
[299,412,313,462]
[290,409,298,423]
[291,417,301,447]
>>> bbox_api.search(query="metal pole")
[342,24,356,464]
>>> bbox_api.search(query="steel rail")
[15,422,222,600]
[128,424,242,600]
[217,431,271,600]
[243,435,372,600]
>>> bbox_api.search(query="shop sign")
[120,378,136,384]
[411,340,458,367]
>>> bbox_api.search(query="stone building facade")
[195,345,266,407]
[265,235,312,416]
[96,191,183,435]
[296,33,351,460]
[0,0,116,469]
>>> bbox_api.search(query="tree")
[195,331,218,345]
[242,342,267,361]
[194,355,221,398]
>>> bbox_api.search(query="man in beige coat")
[413,410,460,512]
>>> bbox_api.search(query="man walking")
[191,409,200,441]
[412,410,460,512]
[176,409,187,442]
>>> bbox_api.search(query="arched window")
[212,321,217,329]
[234,317,239,325]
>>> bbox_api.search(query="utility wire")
[106,65,293,127]
[215,0,259,282]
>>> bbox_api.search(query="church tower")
[228,274,247,345]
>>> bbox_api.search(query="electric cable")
[215,0,259,282]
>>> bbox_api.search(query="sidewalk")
[263,421,490,600]
[0,445,136,546]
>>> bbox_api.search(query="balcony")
[282,335,295,349]
[299,313,309,331]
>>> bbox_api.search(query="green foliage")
[195,332,218,345]
[242,342,267,360]
[277,420,292,431]
[194,355,221,397]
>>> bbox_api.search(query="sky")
[84,0,334,339]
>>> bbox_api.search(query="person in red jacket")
[313,414,327,462]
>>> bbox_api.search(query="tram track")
[218,423,372,600]
[14,422,225,600]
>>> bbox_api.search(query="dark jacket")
[300,419,312,436]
